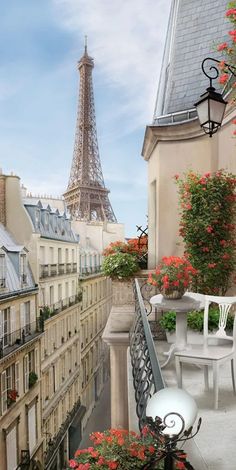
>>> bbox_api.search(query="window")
[50,286,54,305]
[0,307,10,348]
[1,364,18,414]
[54,215,58,233]
[0,252,6,288]
[20,253,27,284]
[20,302,30,334]
[44,212,49,229]
[35,209,40,229]
[24,350,35,393]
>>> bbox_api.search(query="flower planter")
[112,279,135,305]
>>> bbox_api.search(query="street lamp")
[194,57,236,137]
[145,388,201,470]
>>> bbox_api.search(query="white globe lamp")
[146,388,198,437]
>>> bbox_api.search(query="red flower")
[108,462,118,469]
[217,42,228,51]
[206,226,213,233]
[226,8,236,16]
[69,461,78,469]
[176,462,186,469]
[208,263,217,268]
[218,73,229,84]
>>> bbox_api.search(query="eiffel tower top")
[64,40,117,222]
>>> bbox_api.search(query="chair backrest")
[203,295,236,346]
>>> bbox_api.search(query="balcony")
[79,265,101,277]
[44,398,86,469]
[40,263,78,279]
[40,293,83,320]
[0,318,43,360]
[102,277,236,469]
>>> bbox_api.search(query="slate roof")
[0,224,35,292]
[154,0,230,121]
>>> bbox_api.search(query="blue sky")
[0,0,172,237]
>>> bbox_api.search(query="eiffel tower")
[64,40,117,222]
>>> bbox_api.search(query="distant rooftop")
[154,0,229,123]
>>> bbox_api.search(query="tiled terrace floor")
[155,340,236,470]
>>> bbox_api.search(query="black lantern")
[195,86,227,137]
[195,57,236,137]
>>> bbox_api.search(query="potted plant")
[160,307,234,344]
[29,371,38,388]
[7,389,18,407]
[67,427,191,469]
[148,256,197,299]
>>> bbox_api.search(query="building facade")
[0,223,43,470]
[0,171,116,468]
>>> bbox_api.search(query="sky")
[0,0,172,237]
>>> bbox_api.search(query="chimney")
[0,175,6,226]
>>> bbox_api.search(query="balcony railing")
[40,293,83,321]
[79,265,101,276]
[0,278,6,289]
[129,279,165,430]
[0,318,43,360]
[44,398,86,469]
[40,263,78,279]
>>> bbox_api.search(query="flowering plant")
[103,238,148,269]
[148,256,197,296]
[103,241,137,257]
[102,238,148,278]
[176,170,236,294]
[102,252,139,279]
[67,428,191,470]
[216,1,236,134]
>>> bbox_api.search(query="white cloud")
[53,0,172,126]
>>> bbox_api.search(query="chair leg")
[231,359,236,394]
[213,362,219,410]
[175,356,183,388]
[203,365,209,391]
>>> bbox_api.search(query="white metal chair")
[175,295,236,409]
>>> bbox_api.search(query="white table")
[150,292,205,368]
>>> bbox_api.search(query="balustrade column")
[102,304,134,429]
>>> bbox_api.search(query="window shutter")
[6,426,17,470]
[28,404,37,454]
[10,306,16,335]
[30,299,36,325]
[1,370,7,414]
[35,348,39,376]
[24,355,29,392]
[20,304,25,329]
[0,310,2,340]
[15,362,19,394]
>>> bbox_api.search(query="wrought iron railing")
[79,265,101,276]
[130,279,165,430]
[40,263,78,278]
[40,293,83,321]
[0,318,43,360]
[44,398,85,468]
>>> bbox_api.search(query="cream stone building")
[0,222,43,470]
[0,171,118,468]
[142,0,236,268]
